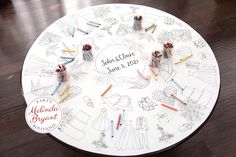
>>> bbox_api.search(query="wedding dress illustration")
[115,120,140,150]
[92,108,110,148]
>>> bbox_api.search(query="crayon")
[116,114,121,130]
[145,24,155,32]
[58,92,71,104]
[111,120,114,138]
[175,54,193,64]
[60,83,70,96]
[171,78,184,91]
[101,85,112,97]
[77,28,89,34]
[161,104,178,111]
[51,83,61,96]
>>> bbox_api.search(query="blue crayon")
[111,120,114,138]
[51,83,61,95]
[171,79,184,91]
[72,27,75,37]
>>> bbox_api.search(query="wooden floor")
[0,0,236,157]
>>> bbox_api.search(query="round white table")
[22,4,220,156]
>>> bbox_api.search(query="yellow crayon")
[58,93,71,104]
[60,83,70,96]
[61,49,77,53]
[149,67,157,81]
[175,54,193,64]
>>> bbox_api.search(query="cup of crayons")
[163,42,174,58]
[133,15,143,31]
[82,44,93,61]
[56,64,68,82]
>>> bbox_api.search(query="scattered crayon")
[60,83,70,96]
[61,49,77,53]
[60,56,75,60]
[149,67,157,81]
[72,27,75,37]
[77,28,89,34]
[161,104,178,111]
[175,54,193,64]
[145,24,156,32]
[58,92,71,104]
[171,94,187,105]
[63,59,74,65]
[116,114,121,130]
[51,83,61,96]
[101,84,112,97]
[87,23,99,27]
[151,25,157,33]
[89,21,101,26]
[111,120,114,138]
[171,78,184,91]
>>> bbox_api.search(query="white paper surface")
[21,4,220,156]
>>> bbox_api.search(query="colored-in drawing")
[136,116,149,149]
[138,96,158,111]
[38,32,62,46]
[115,120,140,150]
[103,94,133,111]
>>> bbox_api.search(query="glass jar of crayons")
[163,42,174,58]
[56,64,68,82]
[133,16,143,31]
[82,44,93,61]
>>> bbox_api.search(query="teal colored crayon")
[63,59,74,65]
[111,120,114,138]
[51,83,61,95]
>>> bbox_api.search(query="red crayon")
[116,114,121,130]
